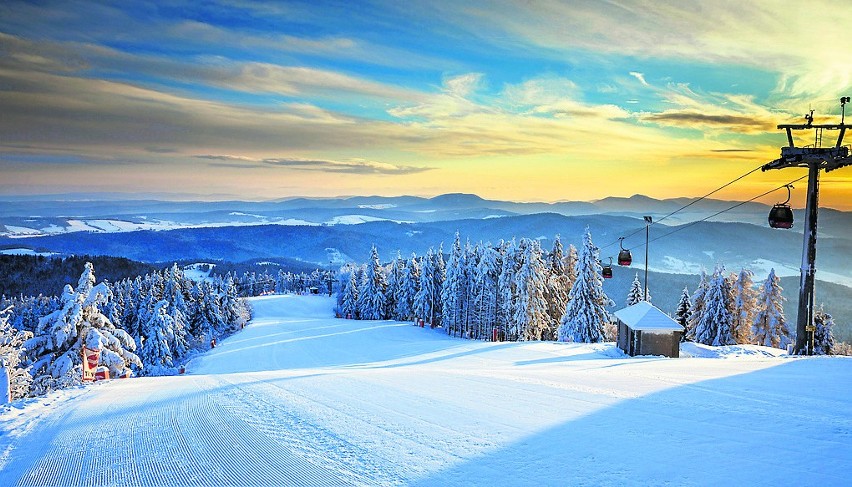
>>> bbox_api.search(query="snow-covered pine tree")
[441,233,466,337]
[813,305,835,355]
[498,239,519,340]
[751,268,789,348]
[433,244,446,328]
[626,273,645,306]
[25,263,141,394]
[220,274,249,330]
[675,286,691,341]
[414,249,436,325]
[192,281,227,344]
[460,239,478,337]
[472,244,500,340]
[341,269,360,319]
[514,238,550,341]
[557,228,613,343]
[358,246,387,320]
[385,251,403,319]
[731,268,757,344]
[687,270,708,341]
[162,264,190,360]
[0,306,32,400]
[693,265,736,346]
[140,300,177,374]
[546,235,571,339]
[395,254,419,322]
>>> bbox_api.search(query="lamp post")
[643,216,652,301]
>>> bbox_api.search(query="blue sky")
[1,0,850,208]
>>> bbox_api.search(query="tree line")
[1,263,250,400]
[335,228,838,353]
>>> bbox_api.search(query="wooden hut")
[614,301,684,358]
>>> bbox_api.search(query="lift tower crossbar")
[762,104,852,354]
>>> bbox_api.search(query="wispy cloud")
[417,0,851,100]
[195,155,432,175]
[629,72,649,87]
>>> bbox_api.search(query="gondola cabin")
[768,204,794,229]
[602,263,613,279]
[618,249,632,266]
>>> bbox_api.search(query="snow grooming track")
[6,373,352,486]
[215,373,402,487]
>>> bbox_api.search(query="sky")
[1,0,851,209]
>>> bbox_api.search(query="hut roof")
[614,301,684,332]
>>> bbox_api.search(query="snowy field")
[2,295,851,486]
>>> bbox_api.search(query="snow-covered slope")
[1,295,850,486]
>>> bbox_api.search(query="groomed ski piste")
[1,294,850,486]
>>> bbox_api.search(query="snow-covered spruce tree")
[687,270,708,341]
[358,246,387,320]
[385,252,403,319]
[395,254,419,322]
[190,281,226,343]
[558,228,613,343]
[514,238,550,341]
[546,235,571,339]
[751,268,789,348]
[162,264,190,359]
[498,239,519,340]
[731,268,757,344]
[461,240,478,337]
[0,306,32,400]
[626,273,645,306]
[414,248,436,325]
[220,274,250,330]
[813,305,835,355]
[472,244,500,339]
[675,286,691,341]
[341,269,360,319]
[441,233,467,337]
[140,300,177,374]
[25,263,141,394]
[693,265,735,346]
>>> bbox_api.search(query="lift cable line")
[600,175,807,260]
[644,176,808,247]
[653,164,766,226]
[598,163,766,252]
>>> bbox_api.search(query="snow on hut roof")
[614,301,684,331]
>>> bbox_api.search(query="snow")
[65,219,101,232]
[2,294,851,486]
[273,218,319,226]
[659,255,704,274]
[182,263,216,282]
[357,204,396,209]
[1,225,41,236]
[326,214,390,225]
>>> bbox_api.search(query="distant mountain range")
[2,193,850,341]
[3,193,851,239]
[2,193,850,282]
